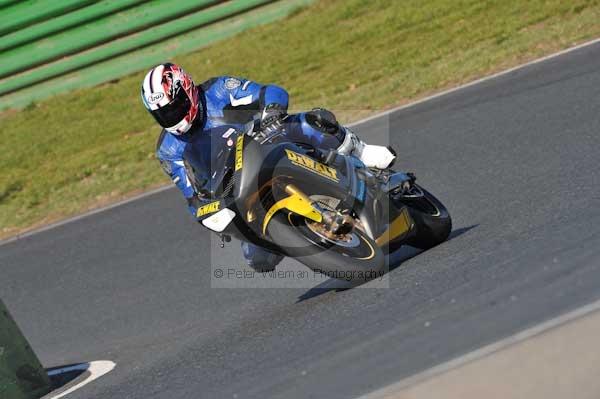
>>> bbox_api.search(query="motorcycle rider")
[141,63,396,272]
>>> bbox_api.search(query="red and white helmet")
[141,63,201,135]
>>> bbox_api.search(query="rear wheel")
[266,195,385,282]
[394,184,452,249]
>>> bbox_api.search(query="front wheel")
[266,211,385,282]
[394,184,452,249]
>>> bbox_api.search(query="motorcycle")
[188,113,451,282]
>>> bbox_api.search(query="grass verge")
[1,0,600,239]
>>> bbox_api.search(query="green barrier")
[0,0,147,53]
[0,299,51,399]
[0,0,96,37]
[0,0,313,110]
[0,0,22,10]
[0,0,219,79]
[0,0,273,96]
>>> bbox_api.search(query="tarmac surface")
[2,42,600,398]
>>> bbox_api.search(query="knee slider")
[306,108,341,135]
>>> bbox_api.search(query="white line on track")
[0,185,172,246]
[2,36,600,247]
[359,297,600,398]
[352,36,600,126]
[43,360,116,399]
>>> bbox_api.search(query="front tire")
[395,184,452,249]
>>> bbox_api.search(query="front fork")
[381,171,416,195]
[356,170,417,247]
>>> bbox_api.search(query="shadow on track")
[296,225,478,303]
[447,224,478,241]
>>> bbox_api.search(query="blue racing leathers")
[156,76,289,271]
[156,77,355,271]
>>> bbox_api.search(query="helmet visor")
[150,88,191,128]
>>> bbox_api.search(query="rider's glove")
[259,103,287,136]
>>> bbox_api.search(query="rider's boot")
[337,127,396,170]
[306,108,396,170]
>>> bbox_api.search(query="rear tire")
[266,212,385,282]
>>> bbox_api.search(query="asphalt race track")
[2,43,600,399]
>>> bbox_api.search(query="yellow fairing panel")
[375,207,414,246]
[262,185,322,235]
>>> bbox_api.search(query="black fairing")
[235,139,349,199]
[219,136,357,247]
[199,114,412,252]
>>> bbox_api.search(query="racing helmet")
[141,63,202,135]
